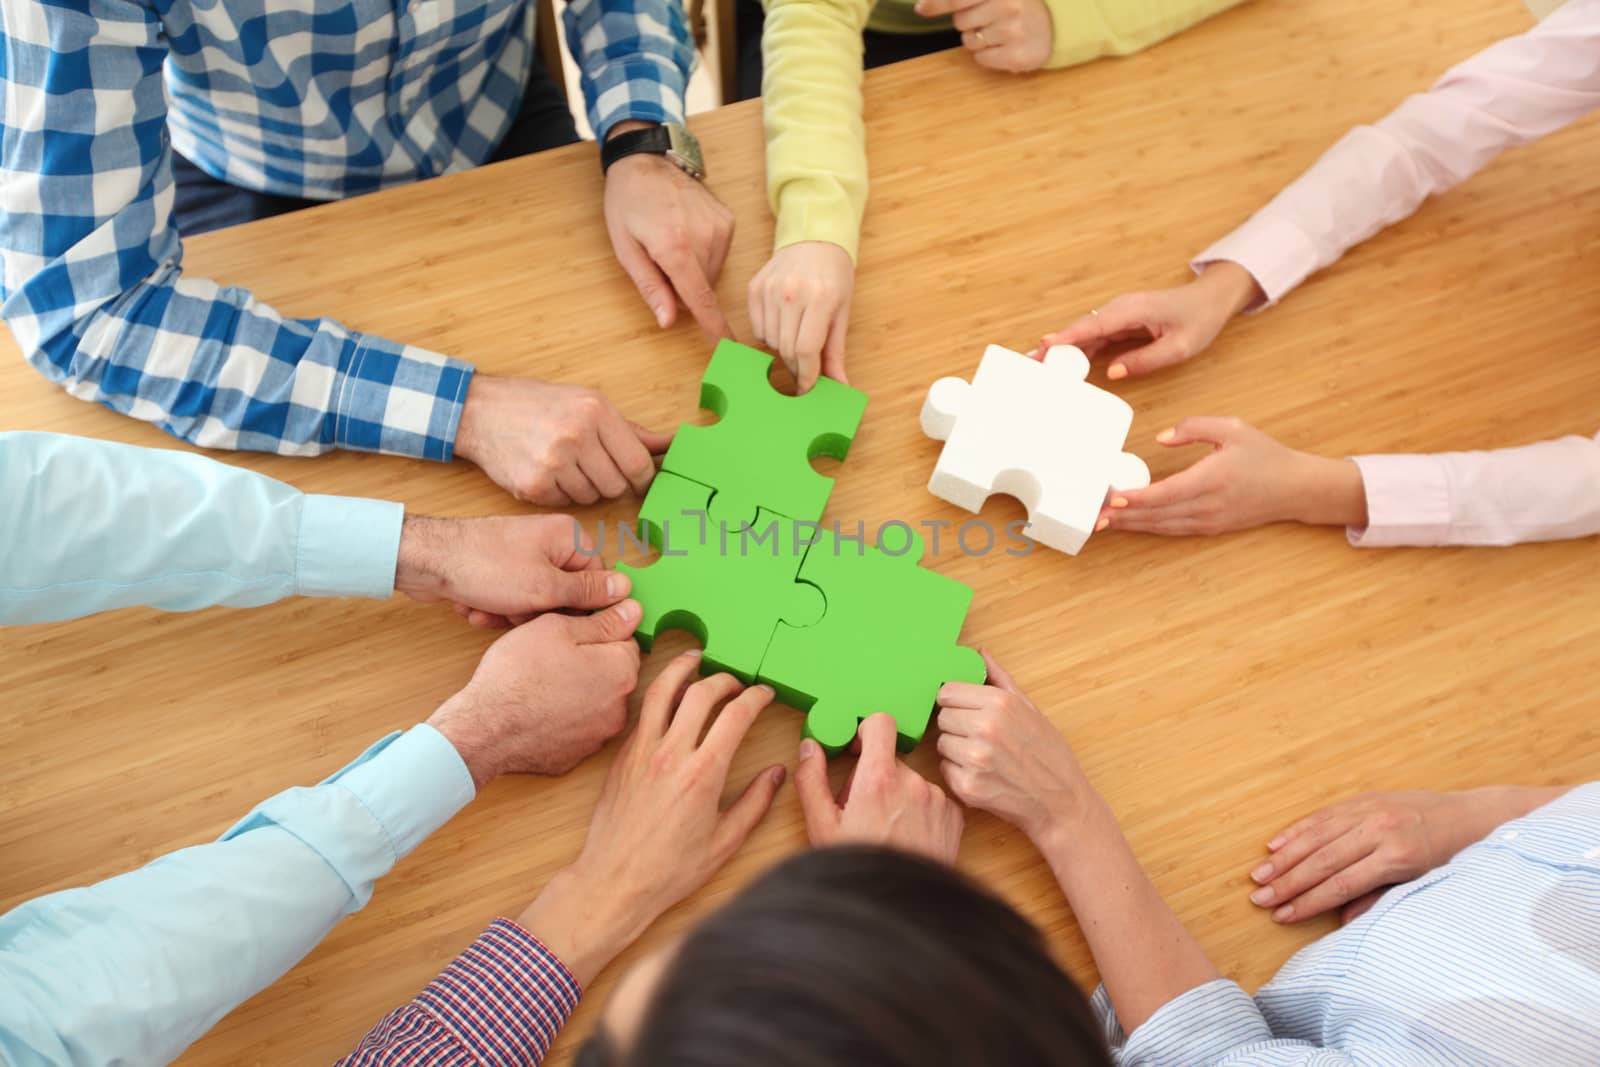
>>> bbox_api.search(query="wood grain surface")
[2,0,1597,1062]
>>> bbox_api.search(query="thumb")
[821,312,850,386]
[978,650,1020,693]
[630,420,675,456]
[1156,416,1245,449]
[566,598,642,644]
[548,567,630,611]
[713,764,788,859]
[794,738,841,845]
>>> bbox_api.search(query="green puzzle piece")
[661,339,868,524]
[759,525,987,755]
[617,469,807,682]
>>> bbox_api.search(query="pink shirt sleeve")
[1191,0,1600,305]
[1347,431,1600,547]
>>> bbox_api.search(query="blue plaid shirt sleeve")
[0,0,475,462]
[562,0,695,140]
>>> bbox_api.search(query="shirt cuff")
[295,495,404,599]
[413,917,583,1063]
[1095,979,1273,1066]
[562,4,693,142]
[1346,453,1453,547]
[1191,211,1324,310]
[332,336,474,462]
[328,725,477,861]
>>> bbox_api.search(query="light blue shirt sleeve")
[0,724,475,1067]
[0,432,405,624]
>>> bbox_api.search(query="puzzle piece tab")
[761,525,986,754]
[921,344,1150,555]
[662,340,868,525]
[617,470,808,682]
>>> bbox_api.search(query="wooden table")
[4,0,1597,1061]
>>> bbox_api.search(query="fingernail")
[1156,427,1177,444]
[617,598,641,621]
[1107,363,1128,380]
[1250,886,1275,906]
[799,739,820,760]
[1110,497,1128,509]
[684,648,703,660]
[1267,835,1286,850]
[756,684,775,697]
[1272,904,1294,922]
[1250,863,1274,883]
[771,765,787,785]
[1095,517,1110,532]
[607,574,629,597]
[654,305,670,328]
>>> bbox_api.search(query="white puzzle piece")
[920,344,1150,555]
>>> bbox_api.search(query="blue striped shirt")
[1097,783,1600,1065]
[0,0,691,461]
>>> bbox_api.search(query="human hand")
[914,0,1053,72]
[516,651,787,984]
[425,599,643,788]
[453,374,672,507]
[604,123,736,340]
[1250,786,1569,924]
[1038,261,1262,380]
[794,713,964,865]
[396,514,628,628]
[747,241,854,394]
[1097,417,1367,537]
[935,652,1089,845]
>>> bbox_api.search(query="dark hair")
[577,846,1112,1067]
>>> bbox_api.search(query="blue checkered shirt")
[0,0,692,460]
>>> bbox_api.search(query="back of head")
[579,846,1112,1067]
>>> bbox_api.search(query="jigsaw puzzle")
[761,525,987,754]
[920,343,1150,555]
[622,340,983,755]
[661,339,868,524]
[616,469,805,682]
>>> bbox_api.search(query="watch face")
[665,124,706,179]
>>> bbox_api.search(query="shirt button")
[1501,831,1520,842]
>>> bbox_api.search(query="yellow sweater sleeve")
[760,0,875,260]
[1041,0,1246,68]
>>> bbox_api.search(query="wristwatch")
[600,123,706,180]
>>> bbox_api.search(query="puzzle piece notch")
[662,340,869,528]
[618,470,812,682]
[921,343,1150,556]
[762,525,986,754]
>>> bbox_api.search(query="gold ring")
[1090,308,1100,316]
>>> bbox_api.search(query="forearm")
[761,0,873,258]
[1348,432,1600,547]
[0,432,403,624]
[1035,794,1218,1032]
[1194,1,1600,306]
[0,726,474,1066]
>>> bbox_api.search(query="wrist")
[516,864,656,987]
[395,515,454,600]
[1026,783,1106,863]
[1291,455,1368,528]
[426,689,503,792]
[606,119,657,143]
[1197,260,1263,319]
[453,373,502,467]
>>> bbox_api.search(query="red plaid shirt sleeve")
[337,918,582,1065]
